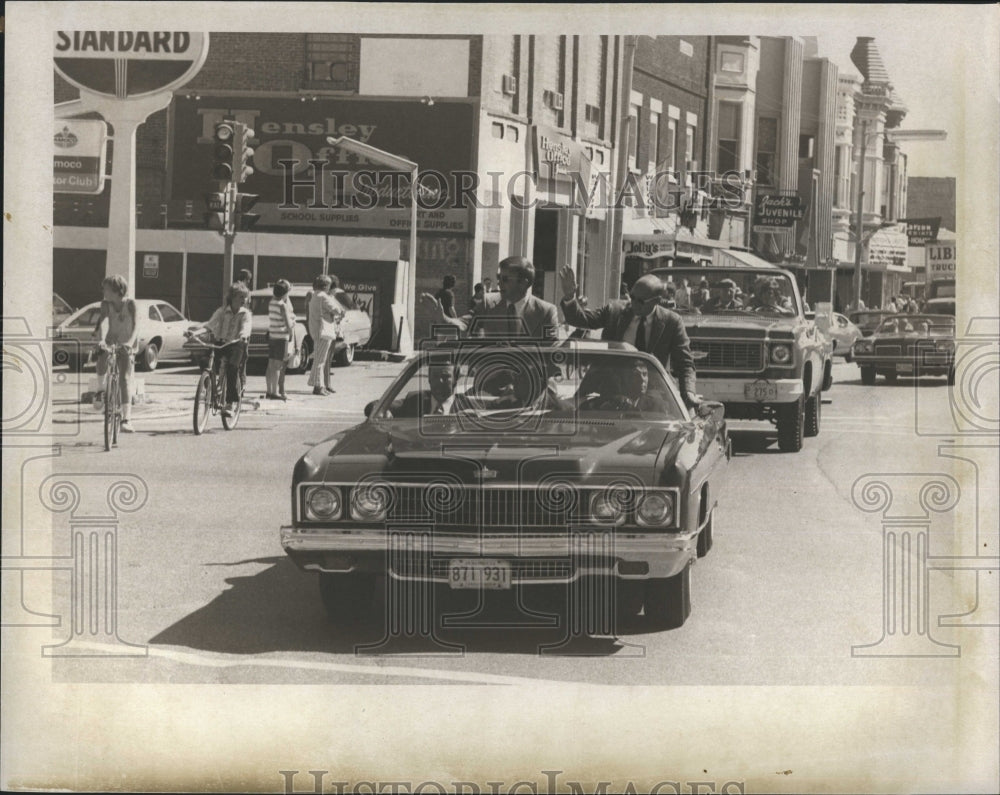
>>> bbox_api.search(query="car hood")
[298,418,699,486]
[680,314,800,340]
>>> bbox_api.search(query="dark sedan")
[281,340,730,632]
[851,314,956,385]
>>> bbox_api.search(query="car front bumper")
[280,526,700,582]
[853,354,953,374]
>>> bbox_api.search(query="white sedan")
[807,311,863,360]
[54,299,193,372]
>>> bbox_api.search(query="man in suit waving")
[559,265,700,408]
[422,256,559,340]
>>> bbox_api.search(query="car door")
[333,291,372,346]
[156,302,188,359]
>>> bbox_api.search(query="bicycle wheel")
[192,371,212,435]
[220,371,241,430]
[104,371,118,451]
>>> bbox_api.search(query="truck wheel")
[776,396,805,452]
[860,365,876,386]
[804,391,822,437]
[644,563,692,630]
[318,572,376,624]
[947,366,956,386]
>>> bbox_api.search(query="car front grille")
[249,333,268,346]
[875,343,916,356]
[690,340,764,371]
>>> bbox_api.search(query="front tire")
[947,366,956,386]
[220,372,241,430]
[318,572,377,624]
[776,396,805,452]
[644,563,692,630]
[696,509,714,558]
[804,391,822,437]
[334,342,356,367]
[822,360,834,391]
[137,342,159,372]
[192,371,211,435]
[860,365,876,386]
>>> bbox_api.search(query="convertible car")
[851,313,956,385]
[281,340,730,632]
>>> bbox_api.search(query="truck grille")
[690,340,764,371]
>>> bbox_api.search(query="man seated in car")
[703,278,743,311]
[581,360,667,413]
[747,276,794,315]
[389,362,469,417]
[476,365,568,413]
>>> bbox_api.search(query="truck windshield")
[651,268,801,317]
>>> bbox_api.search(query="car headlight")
[303,485,342,521]
[769,344,792,365]
[855,340,873,354]
[636,492,675,527]
[935,340,955,352]
[590,491,626,525]
[350,484,391,521]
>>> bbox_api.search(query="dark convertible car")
[281,340,730,631]
[851,314,956,385]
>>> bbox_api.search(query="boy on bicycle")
[91,275,139,432]
[186,282,252,417]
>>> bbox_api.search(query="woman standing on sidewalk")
[306,275,345,395]
[265,279,295,400]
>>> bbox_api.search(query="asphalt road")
[40,357,979,686]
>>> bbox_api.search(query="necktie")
[507,302,517,335]
[634,315,646,352]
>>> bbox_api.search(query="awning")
[621,214,729,261]
[712,249,784,269]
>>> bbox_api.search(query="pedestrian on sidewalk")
[306,274,345,395]
[469,282,485,311]
[436,274,458,319]
[265,279,295,400]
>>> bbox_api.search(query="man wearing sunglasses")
[558,266,699,408]
[421,256,559,339]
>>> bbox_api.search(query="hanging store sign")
[623,235,676,259]
[902,217,942,246]
[752,193,806,231]
[53,119,108,194]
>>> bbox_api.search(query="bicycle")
[189,338,246,435]
[92,343,131,451]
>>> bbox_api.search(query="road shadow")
[149,556,652,658]
[728,429,781,455]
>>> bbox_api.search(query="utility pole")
[852,119,869,310]
[607,35,637,303]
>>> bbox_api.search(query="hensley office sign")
[169,96,476,233]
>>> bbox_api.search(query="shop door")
[532,208,559,300]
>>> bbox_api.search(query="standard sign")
[54,120,108,194]
[54,31,209,99]
[925,241,956,282]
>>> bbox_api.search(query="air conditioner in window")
[545,90,565,110]
[501,74,517,95]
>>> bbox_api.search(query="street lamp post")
[326,136,418,354]
[851,126,947,311]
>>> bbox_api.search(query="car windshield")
[874,315,955,336]
[373,347,685,424]
[652,268,800,317]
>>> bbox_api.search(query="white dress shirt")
[430,394,456,415]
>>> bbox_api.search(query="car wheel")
[860,365,876,386]
[947,366,956,386]
[804,391,822,437]
[137,342,159,372]
[644,563,692,630]
[776,396,805,452]
[822,360,834,391]
[65,351,84,372]
[334,342,356,367]
[318,572,376,624]
[845,350,853,363]
[696,509,714,558]
[294,338,312,375]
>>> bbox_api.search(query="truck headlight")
[350,484,391,521]
[935,340,955,352]
[769,344,792,365]
[303,485,342,521]
[636,492,676,527]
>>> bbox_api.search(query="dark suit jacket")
[561,297,698,405]
[447,293,560,339]
[390,390,473,418]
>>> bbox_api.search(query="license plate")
[448,558,511,590]
[744,381,778,401]
[897,363,913,373]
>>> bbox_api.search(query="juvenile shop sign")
[753,193,807,230]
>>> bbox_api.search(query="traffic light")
[232,123,257,184]
[203,180,230,231]
[234,192,260,231]
[212,121,235,181]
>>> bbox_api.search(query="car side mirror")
[364,400,377,419]
[696,400,725,424]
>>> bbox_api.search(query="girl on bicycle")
[187,282,252,417]
[91,275,139,432]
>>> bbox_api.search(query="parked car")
[806,311,863,359]
[848,310,894,337]
[52,292,74,326]
[851,313,956,385]
[652,265,833,453]
[281,339,730,631]
[53,299,192,372]
[248,284,372,373]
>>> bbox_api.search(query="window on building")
[833,145,849,208]
[305,34,360,91]
[665,118,677,171]
[716,101,741,174]
[684,122,696,167]
[799,134,815,159]
[649,111,661,168]
[756,116,779,186]
[719,50,745,74]
[629,102,642,170]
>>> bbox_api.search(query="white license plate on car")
[744,381,778,401]
[897,363,913,373]
[448,559,511,590]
